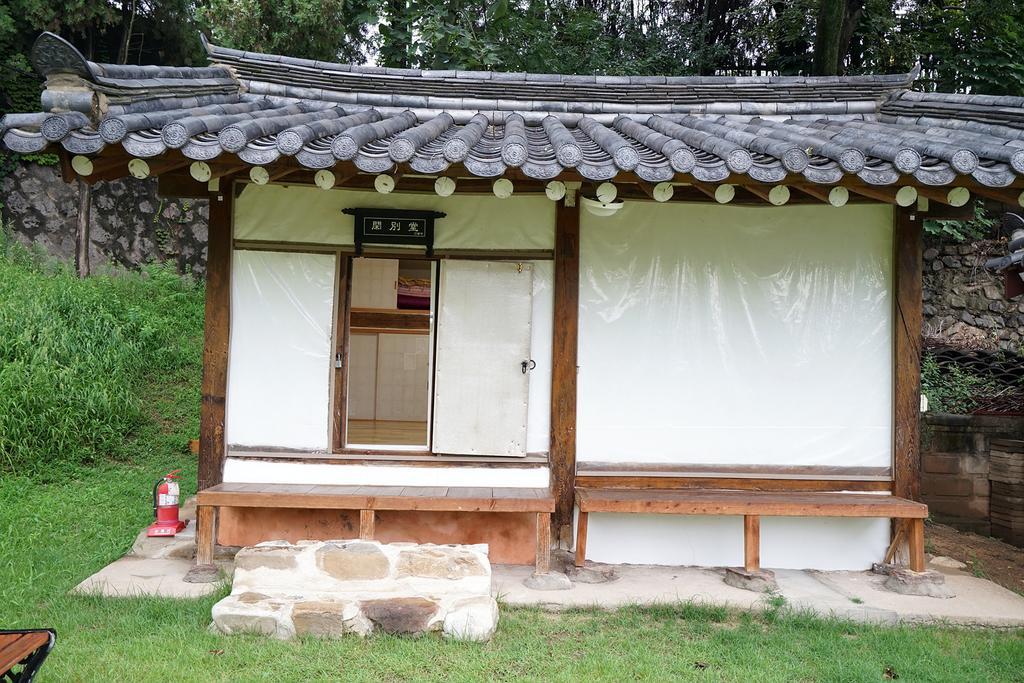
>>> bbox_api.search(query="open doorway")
[345,257,435,449]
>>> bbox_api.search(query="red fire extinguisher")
[146,469,188,537]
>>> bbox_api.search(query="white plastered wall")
[234,184,554,250]
[577,201,894,569]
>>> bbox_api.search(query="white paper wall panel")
[577,202,893,468]
[582,514,889,570]
[374,333,430,421]
[433,261,533,456]
[234,184,554,250]
[227,250,336,450]
[526,261,554,454]
[347,333,378,420]
[224,458,550,488]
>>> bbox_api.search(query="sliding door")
[432,261,534,456]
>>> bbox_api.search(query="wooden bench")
[574,488,929,572]
[196,483,557,573]
[0,629,55,682]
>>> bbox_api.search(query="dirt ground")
[927,521,1024,595]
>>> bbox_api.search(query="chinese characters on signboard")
[343,208,444,255]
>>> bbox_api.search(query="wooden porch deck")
[195,483,556,573]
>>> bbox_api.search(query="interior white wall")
[223,457,550,488]
[577,202,894,468]
[581,513,890,570]
[226,250,336,450]
[234,184,554,250]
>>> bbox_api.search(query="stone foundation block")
[212,539,498,641]
[882,568,956,599]
[723,567,778,593]
[443,596,499,642]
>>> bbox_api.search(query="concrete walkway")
[74,546,1024,627]
[495,563,1024,627]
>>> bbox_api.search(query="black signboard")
[343,208,445,255]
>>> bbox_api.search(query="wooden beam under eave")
[893,206,922,504]
[551,198,580,547]
[969,186,1024,208]
[198,180,234,492]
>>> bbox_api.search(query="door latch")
[335,352,343,369]
[521,359,536,374]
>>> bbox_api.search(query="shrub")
[0,233,204,476]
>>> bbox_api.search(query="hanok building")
[9,31,1024,583]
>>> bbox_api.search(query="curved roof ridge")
[201,33,917,90]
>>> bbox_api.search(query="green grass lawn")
[2,238,1024,681]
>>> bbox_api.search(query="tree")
[198,0,378,63]
[812,0,846,75]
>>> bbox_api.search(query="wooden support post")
[75,179,91,278]
[893,206,922,504]
[908,518,925,572]
[551,200,580,547]
[535,512,551,574]
[197,183,234,492]
[195,505,216,566]
[574,511,589,567]
[893,206,924,566]
[359,509,375,540]
[743,514,761,572]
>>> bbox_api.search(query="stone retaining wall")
[212,540,498,641]
[1,160,209,275]
[922,238,1024,352]
[921,413,1024,537]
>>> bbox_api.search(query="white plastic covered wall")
[576,202,894,569]
[226,250,336,450]
[578,201,893,468]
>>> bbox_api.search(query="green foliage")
[920,354,1003,414]
[924,200,999,243]
[198,0,377,63]
[0,229,204,477]
[907,0,1024,96]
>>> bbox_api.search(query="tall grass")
[0,229,205,477]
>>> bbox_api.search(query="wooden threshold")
[228,449,549,467]
[577,462,891,481]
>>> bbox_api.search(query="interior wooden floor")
[347,419,428,446]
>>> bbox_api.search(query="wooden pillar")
[197,183,234,492]
[574,511,589,567]
[550,199,580,545]
[908,517,925,572]
[195,505,216,566]
[743,515,760,572]
[893,206,923,567]
[359,509,375,540]
[75,179,91,277]
[535,512,552,574]
[893,206,922,503]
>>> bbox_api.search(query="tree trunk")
[75,179,91,278]
[812,0,845,76]
[836,0,864,75]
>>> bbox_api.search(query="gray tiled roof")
[4,31,1024,188]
